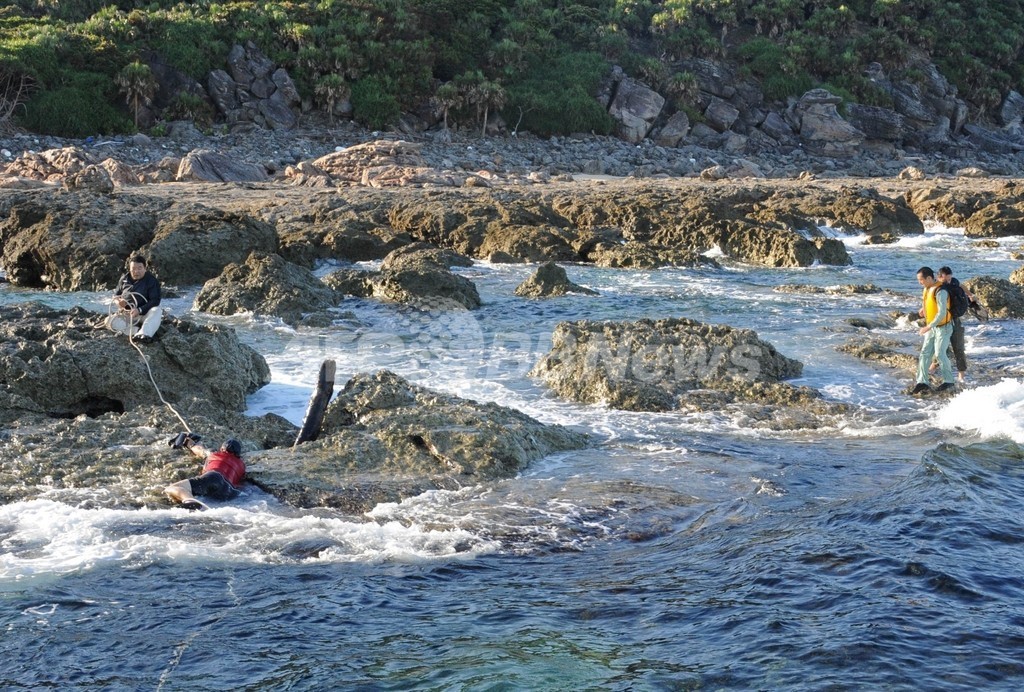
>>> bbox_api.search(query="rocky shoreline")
[3,129,1024,513]
[2,116,1024,191]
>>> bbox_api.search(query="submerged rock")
[514,262,598,298]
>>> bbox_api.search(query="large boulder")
[143,206,278,285]
[654,112,691,147]
[372,265,481,310]
[530,317,808,414]
[845,104,906,142]
[176,149,268,183]
[607,77,665,144]
[794,89,865,157]
[193,252,341,325]
[998,90,1024,128]
[0,304,269,423]
[246,370,589,511]
[963,276,1024,318]
[305,140,428,185]
[0,189,163,290]
[514,262,598,298]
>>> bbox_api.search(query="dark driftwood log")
[294,359,336,446]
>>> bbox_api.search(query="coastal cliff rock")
[514,262,598,298]
[530,317,833,426]
[0,304,269,423]
[245,370,589,511]
[207,42,300,131]
[193,252,341,325]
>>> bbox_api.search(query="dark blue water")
[4,224,1024,689]
[4,439,1023,690]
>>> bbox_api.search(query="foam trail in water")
[0,498,498,581]
[934,378,1024,443]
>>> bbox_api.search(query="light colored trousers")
[917,322,953,384]
[105,307,163,338]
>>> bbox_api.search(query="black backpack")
[945,278,970,320]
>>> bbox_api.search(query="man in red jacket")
[165,436,245,508]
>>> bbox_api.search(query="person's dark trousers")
[948,318,967,373]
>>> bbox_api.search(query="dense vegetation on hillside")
[2,0,1023,137]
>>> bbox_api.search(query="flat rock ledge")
[530,317,847,429]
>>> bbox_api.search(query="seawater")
[3,223,1024,689]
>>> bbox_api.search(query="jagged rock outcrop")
[514,262,598,298]
[144,206,278,285]
[372,261,481,310]
[0,304,269,424]
[379,242,473,272]
[176,149,268,183]
[606,76,665,144]
[207,42,300,131]
[964,202,1024,238]
[317,244,481,310]
[246,370,590,511]
[193,252,341,325]
[963,276,1024,318]
[583,241,714,269]
[794,89,866,157]
[529,317,841,428]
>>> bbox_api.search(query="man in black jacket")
[104,255,162,341]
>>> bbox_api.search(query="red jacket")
[204,450,245,487]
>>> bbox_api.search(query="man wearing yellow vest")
[913,266,956,395]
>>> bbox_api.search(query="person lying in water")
[165,435,245,508]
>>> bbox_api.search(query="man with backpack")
[935,266,975,383]
[913,266,956,395]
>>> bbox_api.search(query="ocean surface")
[3,221,1024,690]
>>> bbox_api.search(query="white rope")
[108,289,192,432]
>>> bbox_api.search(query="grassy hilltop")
[2,0,1023,138]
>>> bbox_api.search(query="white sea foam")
[0,496,498,581]
[934,378,1024,443]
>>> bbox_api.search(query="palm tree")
[476,80,506,137]
[315,74,349,126]
[434,82,461,131]
[115,61,157,129]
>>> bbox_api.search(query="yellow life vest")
[922,285,951,327]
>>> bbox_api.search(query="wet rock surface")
[238,370,590,512]
[193,251,341,325]
[529,317,845,428]
[0,304,269,423]
[0,303,587,511]
[514,261,598,298]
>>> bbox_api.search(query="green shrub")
[19,82,131,136]
[351,76,400,130]
[762,72,814,102]
[505,51,614,136]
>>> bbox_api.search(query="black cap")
[222,439,242,455]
